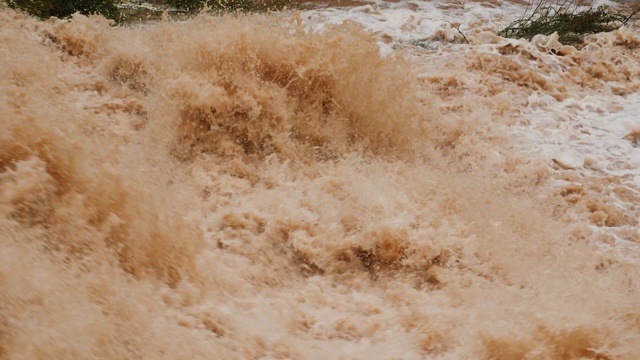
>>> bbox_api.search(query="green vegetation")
[6,0,119,20]
[3,0,294,23]
[168,0,292,13]
[498,0,639,45]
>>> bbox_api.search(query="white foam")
[301,0,523,54]
[301,0,640,261]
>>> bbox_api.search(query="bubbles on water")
[1,5,640,359]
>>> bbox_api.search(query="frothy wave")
[1,5,639,359]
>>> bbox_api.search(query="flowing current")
[1,1,640,358]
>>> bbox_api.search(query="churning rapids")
[1,0,640,358]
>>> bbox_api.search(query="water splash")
[1,4,639,359]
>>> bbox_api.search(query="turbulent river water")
[1,1,640,359]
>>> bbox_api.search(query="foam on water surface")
[1,1,640,359]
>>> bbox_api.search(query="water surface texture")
[1,1,640,358]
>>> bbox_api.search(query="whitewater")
[1,0,639,358]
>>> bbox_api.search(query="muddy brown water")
[1,2,640,359]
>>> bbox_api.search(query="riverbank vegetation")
[4,0,119,20]
[3,0,293,23]
[170,0,292,13]
[498,0,639,45]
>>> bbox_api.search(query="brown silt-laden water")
[1,1,640,358]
